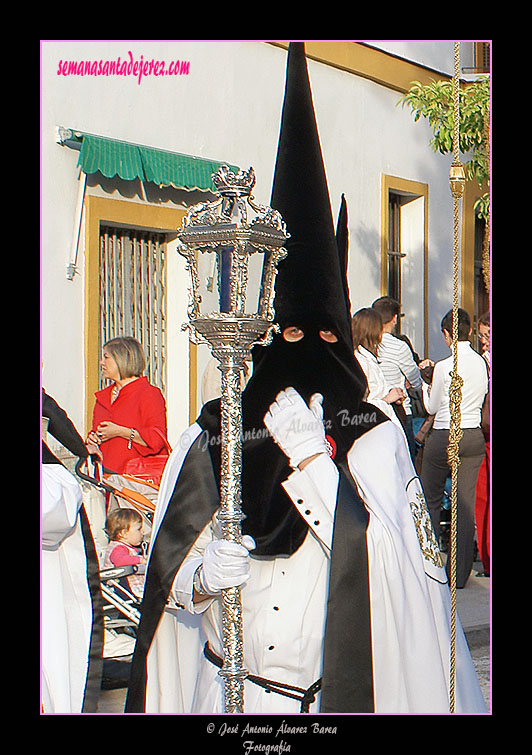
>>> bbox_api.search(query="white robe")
[144,421,487,714]
[41,464,94,714]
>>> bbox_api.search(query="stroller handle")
[75,456,115,493]
[100,564,145,579]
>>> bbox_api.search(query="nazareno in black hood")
[198,42,387,556]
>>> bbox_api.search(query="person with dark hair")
[371,295,399,324]
[371,296,422,459]
[440,307,472,341]
[351,307,407,432]
[419,308,488,588]
[87,336,169,474]
[126,43,486,715]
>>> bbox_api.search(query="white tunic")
[145,421,487,714]
[41,464,93,714]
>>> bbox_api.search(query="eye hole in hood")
[282,326,338,343]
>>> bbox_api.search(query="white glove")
[197,535,256,596]
[263,387,328,469]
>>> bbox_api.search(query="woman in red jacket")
[87,337,169,475]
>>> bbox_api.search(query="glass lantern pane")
[196,248,222,315]
[246,250,267,316]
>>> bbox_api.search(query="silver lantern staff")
[177,165,289,713]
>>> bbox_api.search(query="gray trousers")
[420,427,486,588]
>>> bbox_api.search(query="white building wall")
[41,40,460,441]
[368,40,454,73]
[41,140,87,430]
[297,51,456,357]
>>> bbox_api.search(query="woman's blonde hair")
[103,336,146,379]
[351,308,383,354]
[105,508,143,541]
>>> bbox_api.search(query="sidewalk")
[454,559,491,647]
[456,561,491,710]
[97,562,491,714]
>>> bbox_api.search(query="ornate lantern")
[177,165,289,712]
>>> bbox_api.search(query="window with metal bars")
[387,193,405,331]
[474,42,490,73]
[99,225,167,396]
[463,43,490,74]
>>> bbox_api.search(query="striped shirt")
[377,333,422,415]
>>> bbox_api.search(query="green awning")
[77,134,239,192]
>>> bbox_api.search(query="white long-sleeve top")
[422,341,488,430]
[355,346,405,431]
[355,345,390,403]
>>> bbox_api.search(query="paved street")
[97,560,491,714]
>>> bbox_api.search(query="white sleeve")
[42,464,83,548]
[168,517,217,615]
[281,453,339,553]
[422,362,446,416]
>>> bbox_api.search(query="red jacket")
[92,377,168,474]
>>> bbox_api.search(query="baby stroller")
[75,457,156,554]
[98,563,143,688]
[75,458,157,688]
[439,476,452,553]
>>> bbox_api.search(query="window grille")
[387,193,406,330]
[463,43,490,74]
[474,43,490,73]
[99,225,167,396]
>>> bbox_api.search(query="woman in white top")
[418,308,488,588]
[351,308,407,433]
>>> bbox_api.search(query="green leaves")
[399,77,490,219]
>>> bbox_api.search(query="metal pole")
[191,319,275,713]
[447,40,465,714]
[177,166,289,713]
[215,343,248,712]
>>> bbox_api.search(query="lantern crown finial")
[177,166,289,329]
[212,165,256,197]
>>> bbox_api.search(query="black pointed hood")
[197,42,387,557]
[244,42,371,435]
[335,194,353,342]
[270,42,353,349]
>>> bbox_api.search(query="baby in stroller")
[104,509,147,600]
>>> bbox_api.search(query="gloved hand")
[197,535,256,596]
[263,387,328,469]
